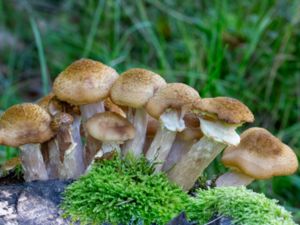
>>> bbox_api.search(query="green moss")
[187,186,296,225]
[60,154,190,225]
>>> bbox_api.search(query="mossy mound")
[61,154,190,225]
[188,186,296,225]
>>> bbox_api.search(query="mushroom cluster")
[0,58,298,190]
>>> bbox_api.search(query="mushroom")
[53,59,119,166]
[145,83,200,172]
[85,112,135,168]
[53,58,119,120]
[216,127,299,187]
[167,97,254,191]
[0,103,55,181]
[37,93,85,179]
[37,93,64,177]
[110,68,166,156]
[49,112,86,179]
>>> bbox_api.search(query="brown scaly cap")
[0,103,55,147]
[86,112,135,142]
[146,83,200,119]
[50,112,74,132]
[110,68,166,108]
[53,58,119,105]
[222,127,299,179]
[184,97,254,124]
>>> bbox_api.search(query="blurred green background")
[0,0,299,221]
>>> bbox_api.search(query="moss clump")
[187,186,296,225]
[61,154,190,225]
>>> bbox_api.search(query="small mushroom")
[37,94,85,179]
[110,68,166,157]
[0,103,55,181]
[50,112,86,179]
[85,112,135,168]
[167,97,254,191]
[145,83,200,172]
[216,127,299,187]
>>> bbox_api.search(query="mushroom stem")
[85,142,120,173]
[146,110,185,172]
[215,171,254,187]
[19,143,48,181]
[84,135,102,166]
[47,139,61,178]
[162,135,193,172]
[59,115,84,179]
[146,126,177,172]
[102,142,121,154]
[167,136,226,191]
[80,101,105,121]
[123,108,148,156]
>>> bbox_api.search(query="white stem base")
[146,125,177,172]
[167,136,226,191]
[123,108,148,157]
[215,171,254,187]
[19,144,48,181]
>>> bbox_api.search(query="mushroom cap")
[146,83,200,119]
[37,92,56,110]
[222,127,299,179]
[50,112,74,132]
[184,112,200,128]
[37,92,64,116]
[86,112,135,142]
[110,68,166,108]
[53,58,118,105]
[185,97,254,124]
[104,98,126,118]
[0,103,54,147]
